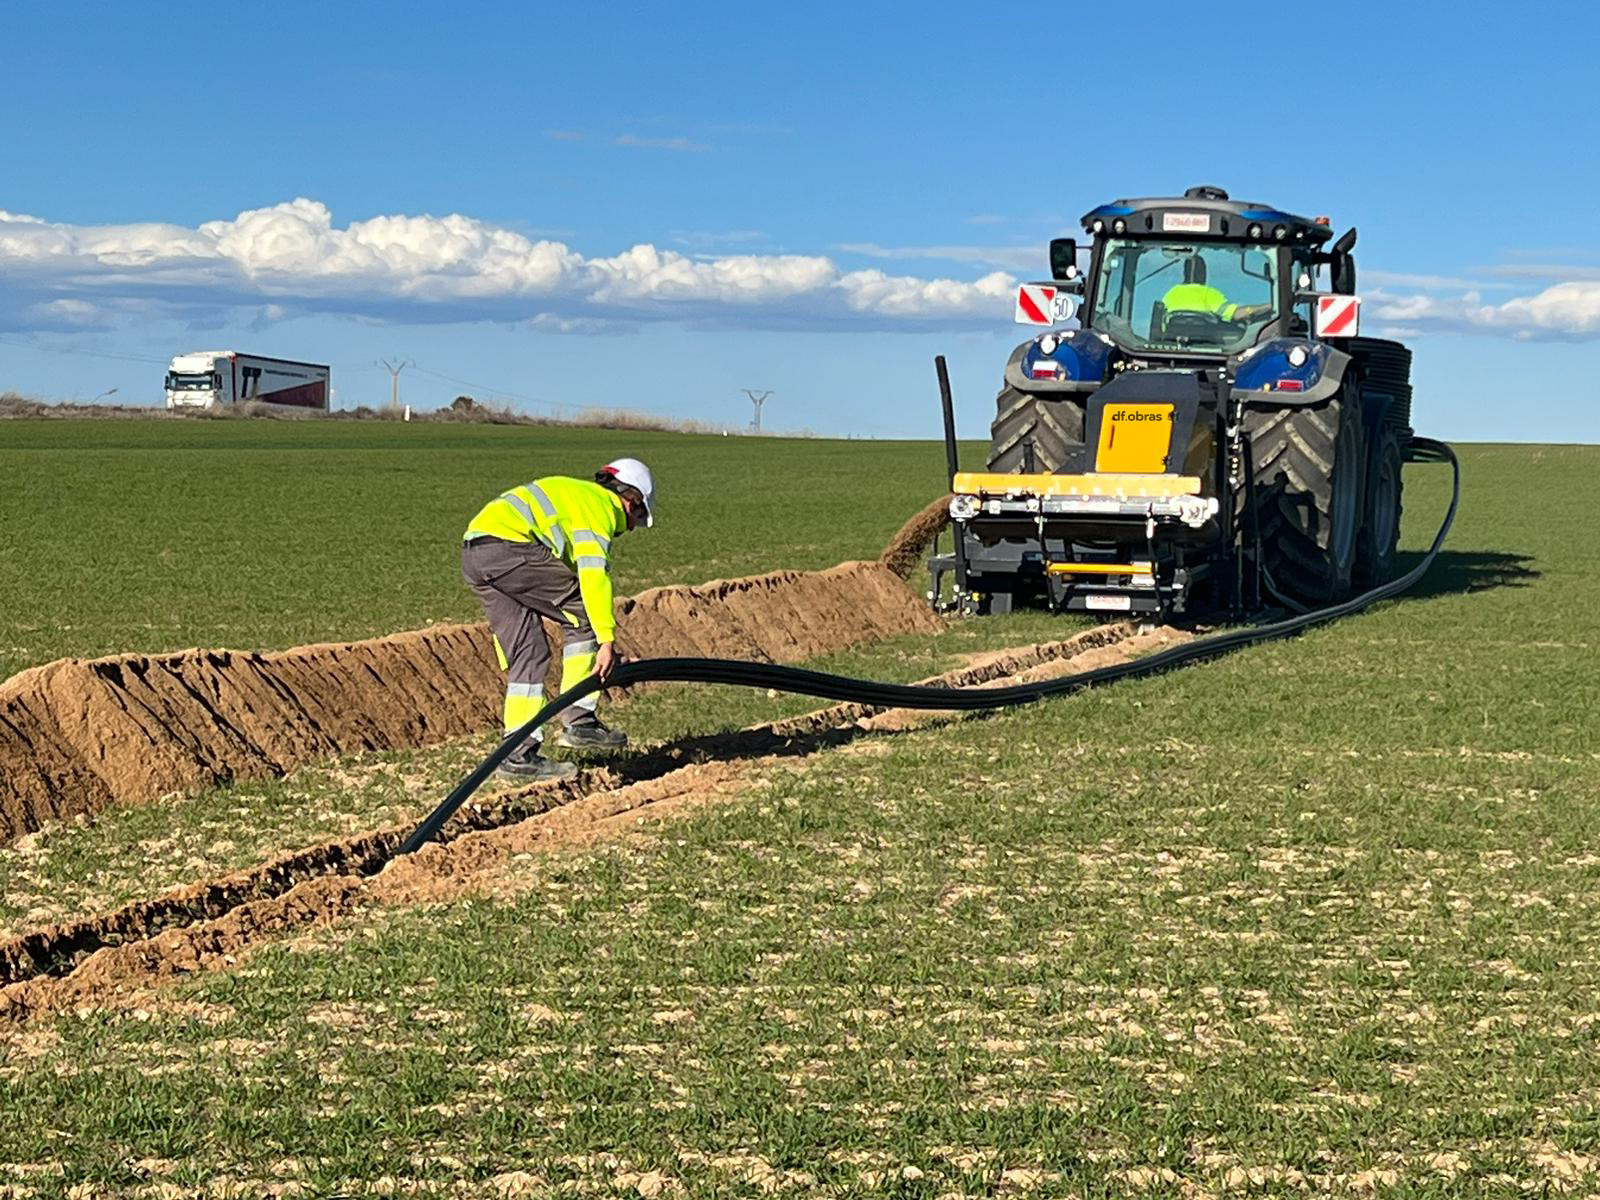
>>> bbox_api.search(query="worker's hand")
[595,642,621,682]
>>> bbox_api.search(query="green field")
[3,421,1600,1197]
[0,420,952,681]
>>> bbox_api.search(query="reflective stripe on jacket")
[464,477,627,643]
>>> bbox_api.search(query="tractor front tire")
[1354,424,1404,588]
[1243,390,1365,606]
[987,386,1085,474]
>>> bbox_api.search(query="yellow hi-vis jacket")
[464,476,627,643]
[1161,282,1239,320]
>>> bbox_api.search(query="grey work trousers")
[461,537,599,727]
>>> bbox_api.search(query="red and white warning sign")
[1315,294,1361,338]
[1015,283,1057,325]
[1014,283,1075,326]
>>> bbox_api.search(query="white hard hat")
[598,457,655,527]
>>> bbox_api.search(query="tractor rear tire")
[1243,390,1365,606]
[1354,424,1404,588]
[987,385,1085,474]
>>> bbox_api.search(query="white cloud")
[837,269,1014,317]
[1361,269,1503,290]
[0,200,1016,332]
[613,134,711,152]
[671,229,769,248]
[837,241,1042,272]
[1367,282,1600,339]
[1498,283,1600,335]
[25,298,108,329]
[1481,263,1600,282]
[521,313,626,335]
[8,199,1600,342]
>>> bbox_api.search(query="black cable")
[1261,564,1311,615]
[399,439,1459,858]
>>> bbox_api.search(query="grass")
[0,420,955,681]
[0,434,1598,1196]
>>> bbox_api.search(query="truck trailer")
[164,352,331,411]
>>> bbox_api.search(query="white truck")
[164,351,331,411]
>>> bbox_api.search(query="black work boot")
[556,715,629,752]
[497,742,577,781]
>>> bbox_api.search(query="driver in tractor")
[1160,255,1270,325]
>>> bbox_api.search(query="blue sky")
[3,0,1598,441]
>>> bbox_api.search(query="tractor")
[930,185,1412,619]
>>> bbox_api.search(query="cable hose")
[399,437,1459,858]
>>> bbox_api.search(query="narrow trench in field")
[0,622,1175,1018]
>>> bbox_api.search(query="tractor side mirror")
[1331,252,1357,295]
[1330,227,1357,294]
[1049,238,1081,285]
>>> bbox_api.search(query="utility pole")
[379,358,414,411]
[741,389,773,433]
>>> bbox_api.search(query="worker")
[461,457,656,779]
[1160,256,1270,324]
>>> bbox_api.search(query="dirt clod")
[879,496,951,581]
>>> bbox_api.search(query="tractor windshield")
[1089,239,1278,353]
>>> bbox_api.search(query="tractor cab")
[1066,188,1344,360]
[1008,187,1358,393]
[1091,239,1281,354]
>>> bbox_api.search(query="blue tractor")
[932,185,1411,618]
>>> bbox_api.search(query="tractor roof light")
[1112,218,1127,235]
[1273,224,1288,240]
[1248,223,1263,239]
[1314,215,1332,226]
[1091,219,1105,234]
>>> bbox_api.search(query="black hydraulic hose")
[936,354,961,490]
[935,354,972,602]
[399,438,1459,858]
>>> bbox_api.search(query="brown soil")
[618,561,941,662]
[372,761,753,906]
[879,495,951,581]
[0,562,940,846]
[0,622,1166,1020]
[0,763,754,1019]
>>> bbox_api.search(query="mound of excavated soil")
[880,495,951,581]
[0,561,940,846]
[0,623,1178,1018]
